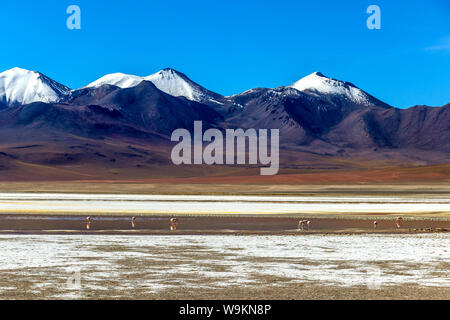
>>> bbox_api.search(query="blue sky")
[1,0,449,108]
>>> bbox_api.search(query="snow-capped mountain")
[83,72,143,89]
[85,68,224,104]
[0,66,448,182]
[288,72,372,105]
[146,68,222,103]
[0,67,70,106]
[0,67,393,110]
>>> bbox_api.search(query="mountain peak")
[144,69,200,101]
[0,67,70,106]
[8,67,34,73]
[160,67,179,73]
[85,72,143,89]
[2,67,43,79]
[148,68,194,83]
[289,72,370,104]
[148,68,187,81]
[311,71,325,77]
[85,68,222,104]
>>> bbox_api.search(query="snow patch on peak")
[0,67,70,106]
[145,69,205,102]
[84,73,144,89]
[289,72,370,104]
[85,68,222,104]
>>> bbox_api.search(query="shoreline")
[1,229,449,236]
[1,214,449,235]
[1,182,450,196]
[1,212,449,219]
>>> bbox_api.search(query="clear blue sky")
[1,0,449,108]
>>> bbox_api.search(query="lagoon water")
[0,193,449,214]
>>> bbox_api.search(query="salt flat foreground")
[0,234,448,299]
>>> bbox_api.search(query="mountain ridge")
[0,67,399,108]
[84,68,225,105]
[0,67,448,181]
